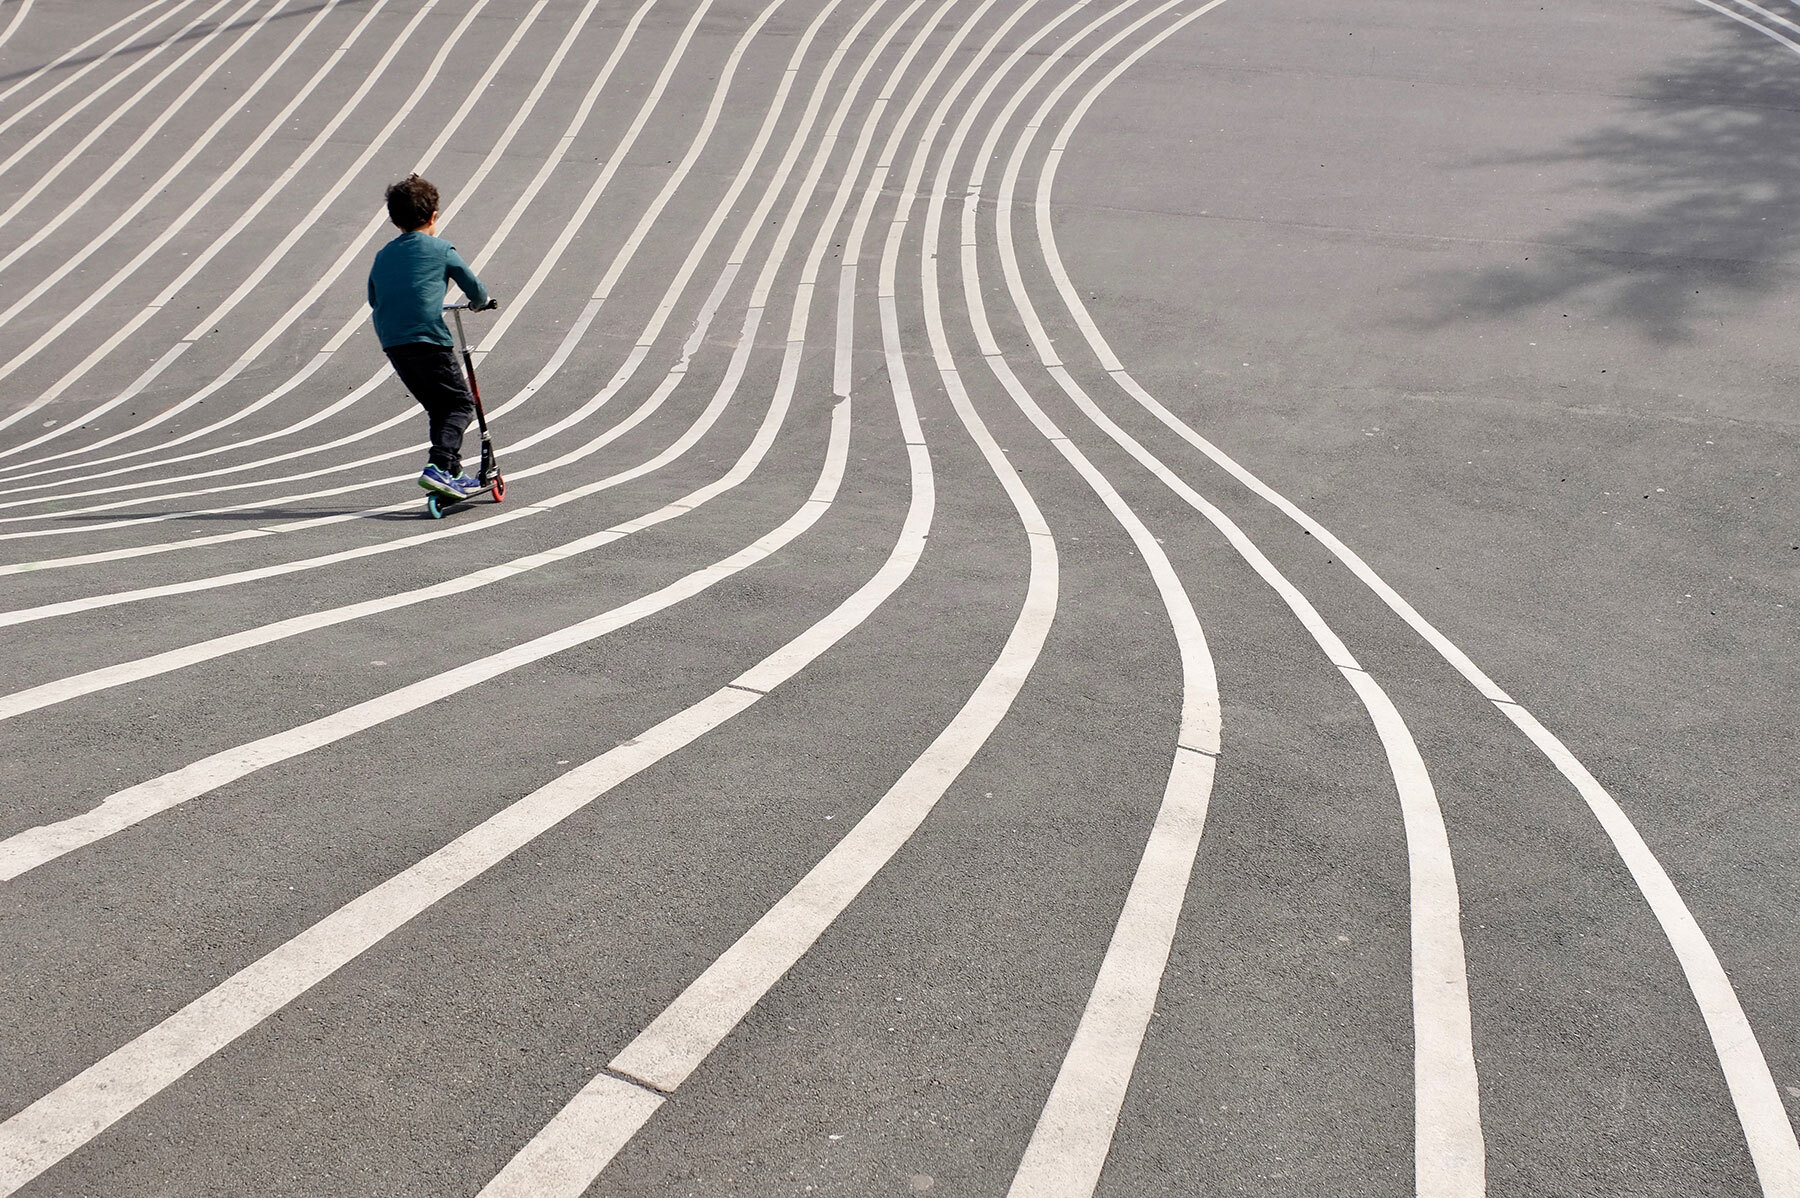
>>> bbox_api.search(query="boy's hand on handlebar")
[473,297,499,311]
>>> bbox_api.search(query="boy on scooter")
[367,173,498,499]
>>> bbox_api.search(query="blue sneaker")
[418,464,473,498]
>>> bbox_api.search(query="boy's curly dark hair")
[385,174,439,231]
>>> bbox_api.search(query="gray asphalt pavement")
[0,0,1795,1195]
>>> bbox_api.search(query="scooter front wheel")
[492,473,506,503]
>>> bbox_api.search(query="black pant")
[386,342,476,474]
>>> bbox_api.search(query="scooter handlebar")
[443,299,499,312]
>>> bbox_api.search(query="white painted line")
[0,0,267,240]
[0,0,945,871]
[0,138,915,1173]
[1697,0,1800,51]
[1343,670,1483,1194]
[9,335,381,485]
[0,0,428,463]
[480,1,1074,1184]
[3,0,644,532]
[1729,0,1800,39]
[1032,2,1800,1187]
[616,350,1016,1097]
[3,6,928,690]
[0,0,683,498]
[0,373,724,709]
[0,0,941,691]
[473,0,736,357]
[976,3,1481,1192]
[916,10,1241,1193]
[0,680,762,1196]
[0,0,321,284]
[466,0,882,440]
[0,0,34,52]
[608,427,954,1097]
[477,1076,665,1198]
[0,0,188,127]
[0,384,851,882]
[0,0,471,436]
[1008,748,1215,1197]
[0,0,716,505]
[0,0,218,176]
[1499,703,1800,1195]
[834,265,857,396]
[2,0,630,482]
[3,0,580,472]
[3,0,842,521]
[16,38,1109,1179]
[0,0,911,597]
[0,0,885,573]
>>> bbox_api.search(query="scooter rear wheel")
[425,495,444,519]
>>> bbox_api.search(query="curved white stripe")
[0,2,183,116]
[2,0,579,471]
[0,0,582,490]
[0,352,725,708]
[483,1,1102,1185]
[0,0,927,874]
[0,0,701,515]
[0,0,284,254]
[612,0,1074,1095]
[0,0,377,456]
[0,0,634,476]
[0,0,241,215]
[935,11,1220,1197]
[979,4,1483,1193]
[0,0,201,143]
[0,9,1030,1174]
[1030,4,1800,1192]
[1696,0,1800,52]
[0,0,885,541]
[0,0,34,52]
[0,303,824,881]
[0,0,849,600]
[0,0,883,570]
[1706,0,1800,43]
[1,0,816,516]
[924,5,1236,1193]
[0,2,181,115]
[0,0,941,711]
[0,0,932,577]
[0,390,853,1194]
[0,0,469,437]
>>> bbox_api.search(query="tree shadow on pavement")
[1410,11,1800,344]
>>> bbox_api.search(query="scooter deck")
[423,473,506,518]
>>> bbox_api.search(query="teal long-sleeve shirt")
[366,230,491,349]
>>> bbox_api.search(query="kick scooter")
[425,301,506,519]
